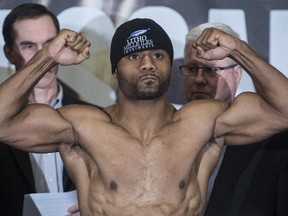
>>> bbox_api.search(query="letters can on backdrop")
[0,0,287,106]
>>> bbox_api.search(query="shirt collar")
[50,83,63,109]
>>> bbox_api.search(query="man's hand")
[65,203,80,216]
[193,27,239,61]
[47,29,90,66]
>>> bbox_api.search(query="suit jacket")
[205,132,288,216]
[0,94,102,216]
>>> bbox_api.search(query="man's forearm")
[231,40,288,114]
[0,29,90,126]
[0,47,57,124]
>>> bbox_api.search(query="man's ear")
[234,65,243,88]
[3,44,15,64]
[113,69,118,77]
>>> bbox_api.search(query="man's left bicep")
[215,93,287,145]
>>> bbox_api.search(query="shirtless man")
[0,18,288,216]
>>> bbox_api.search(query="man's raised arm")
[0,29,90,151]
[193,27,288,144]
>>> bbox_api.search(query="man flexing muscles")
[0,19,288,215]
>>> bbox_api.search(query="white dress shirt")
[29,84,64,193]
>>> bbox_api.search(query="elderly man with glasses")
[181,23,242,104]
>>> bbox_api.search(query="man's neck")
[28,82,58,105]
[110,97,175,142]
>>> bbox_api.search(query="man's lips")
[190,91,211,100]
[139,75,159,85]
[140,74,157,81]
[191,91,208,95]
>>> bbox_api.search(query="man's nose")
[37,45,44,51]
[193,70,207,83]
[140,55,155,71]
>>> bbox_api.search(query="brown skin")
[0,28,288,216]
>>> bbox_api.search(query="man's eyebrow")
[19,41,35,46]
[19,37,56,46]
[46,37,55,44]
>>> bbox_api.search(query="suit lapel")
[205,143,259,214]
[11,148,36,191]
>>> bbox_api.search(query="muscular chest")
[83,118,213,175]
[93,130,203,187]
[74,117,216,211]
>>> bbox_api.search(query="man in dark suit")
[182,22,288,216]
[205,132,288,216]
[0,3,101,216]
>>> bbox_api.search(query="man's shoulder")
[180,99,228,114]
[172,99,228,127]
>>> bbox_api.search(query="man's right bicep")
[0,104,74,152]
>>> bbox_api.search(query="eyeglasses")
[179,64,237,77]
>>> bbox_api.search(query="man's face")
[116,49,171,100]
[183,44,242,103]
[5,15,58,88]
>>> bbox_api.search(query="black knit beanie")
[110,18,174,73]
